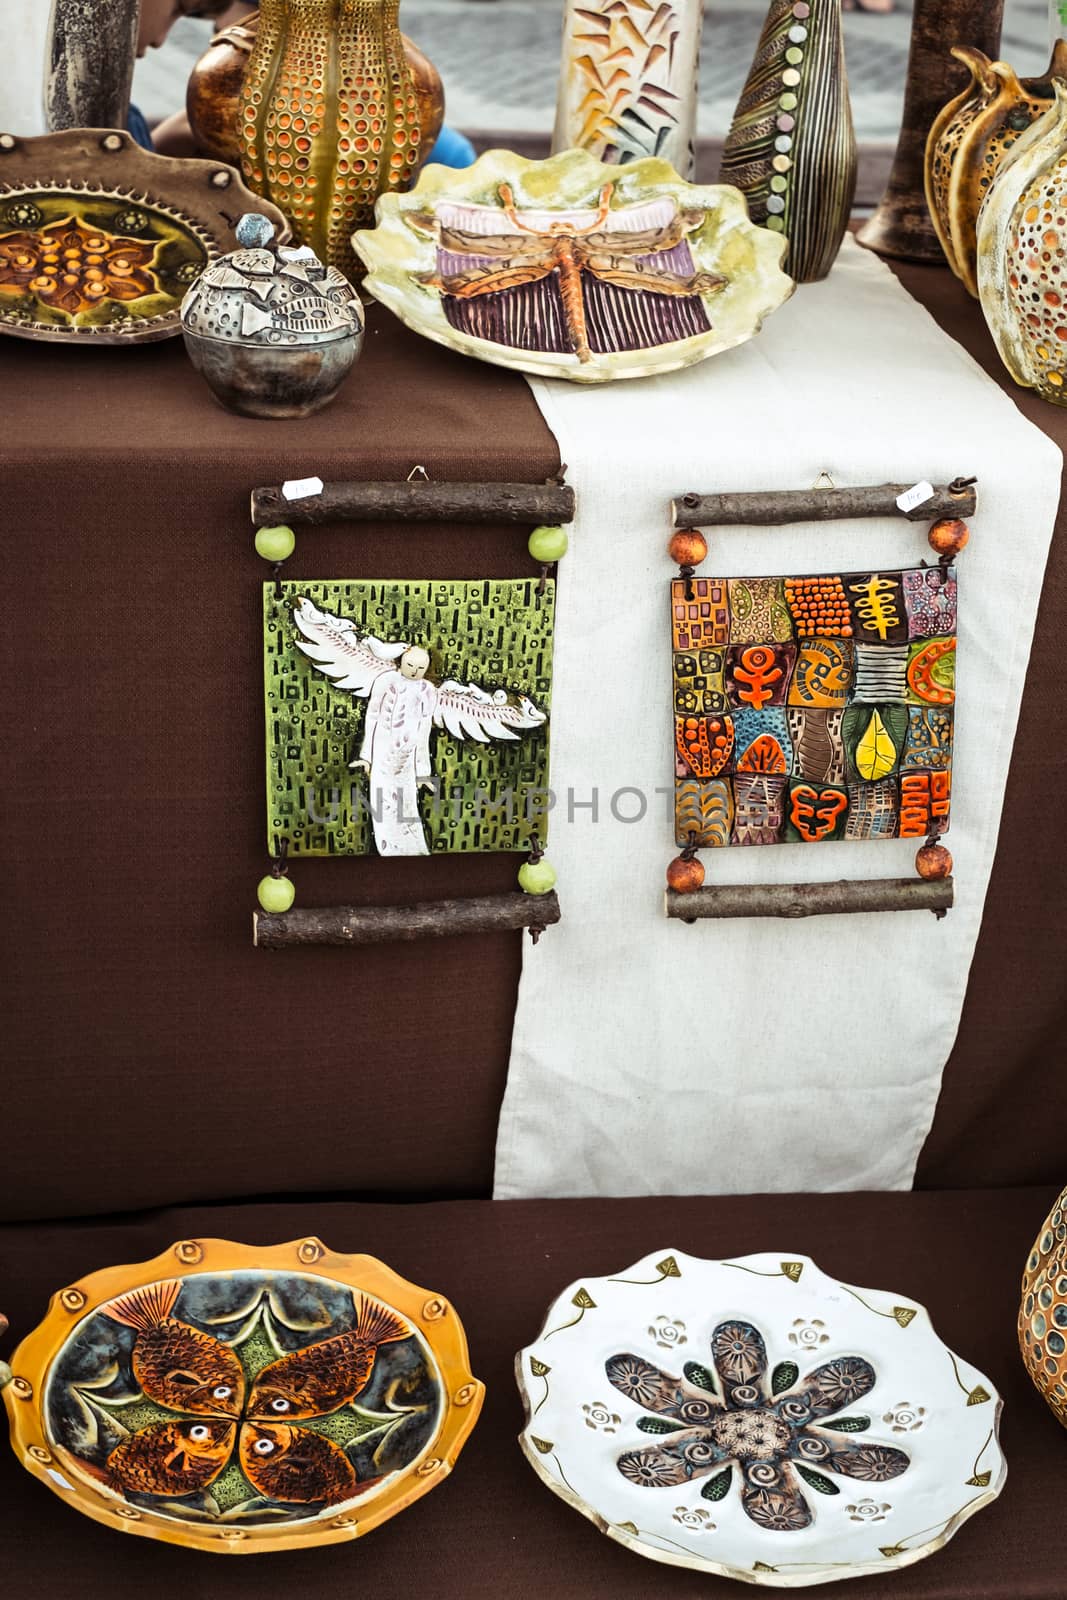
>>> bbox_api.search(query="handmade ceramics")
[182,213,363,418]
[858,0,1005,263]
[551,0,703,178]
[0,129,287,345]
[517,1249,1005,1587]
[188,10,443,172]
[1019,1183,1067,1426]
[722,0,856,282]
[925,44,1067,296]
[977,79,1067,404]
[239,0,443,282]
[46,0,139,133]
[2,1237,483,1553]
[354,148,794,384]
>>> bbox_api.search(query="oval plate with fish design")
[353,148,794,384]
[2,1237,483,1553]
[0,128,288,345]
[517,1250,1004,1587]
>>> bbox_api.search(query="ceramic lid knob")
[235,212,276,249]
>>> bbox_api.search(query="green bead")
[518,858,557,896]
[528,525,569,563]
[255,524,296,562]
[257,874,295,913]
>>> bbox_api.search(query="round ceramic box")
[2,1237,482,1553]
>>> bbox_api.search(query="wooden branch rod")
[666,878,953,921]
[671,482,976,529]
[255,890,561,948]
[252,480,576,528]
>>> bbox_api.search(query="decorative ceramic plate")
[517,1250,1004,1587]
[0,129,288,344]
[353,148,794,383]
[2,1237,483,1553]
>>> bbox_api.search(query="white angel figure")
[292,596,548,857]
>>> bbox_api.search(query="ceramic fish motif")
[238,1421,358,1504]
[248,1297,411,1419]
[107,1279,245,1416]
[107,1417,236,1498]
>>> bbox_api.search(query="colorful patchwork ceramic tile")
[266,579,553,857]
[670,566,955,846]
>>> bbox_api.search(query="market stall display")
[518,1249,1005,1587]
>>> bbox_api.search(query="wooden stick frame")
[256,890,561,949]
[667,477,969,921]
[252,478,576,529]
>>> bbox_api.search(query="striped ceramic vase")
[722,0,856,282]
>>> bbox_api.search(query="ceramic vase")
[721,0,855,283]
[1019,1183,1067,1426]
[551,0,703,178]
[239,0,437,281]
[977,79,1067,405]
[858,0,1005,262]
[925,43,1067,297]
[45,0,140,133]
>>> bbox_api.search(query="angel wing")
[433,680,546,744]
[292,596,406,696]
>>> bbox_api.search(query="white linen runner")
[494,237,1061,1199]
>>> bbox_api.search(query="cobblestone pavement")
[135,0,1049,143]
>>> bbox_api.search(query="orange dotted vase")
[1019,1184,1067,1426]
[977,76,1067,403]
[239,0,435,281]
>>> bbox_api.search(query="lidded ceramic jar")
[181,212,363,418]
[977,77,1067,404]
[1019,1183,1067,1426]
[926,42,1067,296]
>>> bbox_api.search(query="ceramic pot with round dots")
[1019,1183,1067,1426]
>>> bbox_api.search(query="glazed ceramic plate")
[0,129,288,344]
[354,148,794,383]
[3,1237,482,1553]
[517,1250,1004,1587]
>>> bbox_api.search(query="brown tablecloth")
[0,1186,1059,1598]
[2,263,1066,1222]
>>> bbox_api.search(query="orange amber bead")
[915,843,953,880]
[667,855,705,893]
[668,530,708,568]
[927,518,970,558]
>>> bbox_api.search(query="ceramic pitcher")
[722,0,856,282]
[978,77,1067,404]
[240,0,435,280]
[926,43,1067,297]
[551,0,703,178]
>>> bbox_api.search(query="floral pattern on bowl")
[516,1250,1005,1588]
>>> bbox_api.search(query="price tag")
[895,480,935,514]
[282,476,324,501]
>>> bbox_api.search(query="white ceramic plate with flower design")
[516,1250,1005,1588]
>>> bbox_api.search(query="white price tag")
[895,480,935,514]
[282,476,324,501]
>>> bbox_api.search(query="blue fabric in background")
[127,108,476,168]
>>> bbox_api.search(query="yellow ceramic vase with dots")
[977,76,1067,403]
[238,0,440,281]
[1019,1184,1067,1426]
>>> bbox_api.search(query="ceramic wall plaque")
[722,0,856,282]
[1019,1184,1067,1427]
[354,148,793,383]
[670,566,956,847]
[2,1238,483,1553]
[551,0,703,177]
[266,579,554,857]
[517,1249,1005,1587]
[0,129,287,345]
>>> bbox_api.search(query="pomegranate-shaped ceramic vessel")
[977,77,1067,403]
[1019,1183,1067,1426]
[926,42,1067,296]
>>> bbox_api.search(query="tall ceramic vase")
[978,78,1067,406]
[46,0,140,132]
[721,0,855,283]
[551,0,703,178]
[240,0,428,281]
[857,0,1005,262]
[1019,1183,1067,1427]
